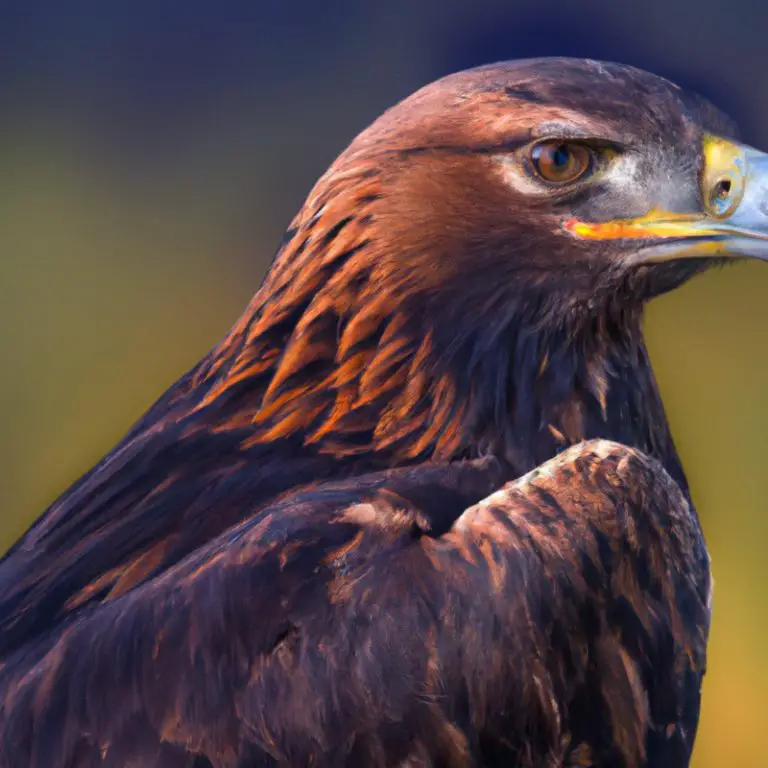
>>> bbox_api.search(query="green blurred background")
[1,1,766,764]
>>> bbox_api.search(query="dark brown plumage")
[1,57,767,766]
[0,443,707,767]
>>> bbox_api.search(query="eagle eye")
[530,140,594,185]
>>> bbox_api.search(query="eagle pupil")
[553,145,570,168]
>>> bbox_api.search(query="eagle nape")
[0,57,764,767]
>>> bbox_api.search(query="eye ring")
[530,140,594,185]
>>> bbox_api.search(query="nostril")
[707,175,740,218]
[714,179,731,199]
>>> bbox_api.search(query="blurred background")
[1,1,766,764]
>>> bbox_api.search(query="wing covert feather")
[0,440,710,767]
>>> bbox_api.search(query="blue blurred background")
[1,2,766,764]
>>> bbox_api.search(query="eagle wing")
[0,440,710,767]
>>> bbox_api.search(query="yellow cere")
[701,134,746,219]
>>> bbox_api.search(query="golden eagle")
[1,58,766,767]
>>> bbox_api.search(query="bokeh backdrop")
[1,1,766,765]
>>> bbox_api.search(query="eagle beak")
[565,136,768,264]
